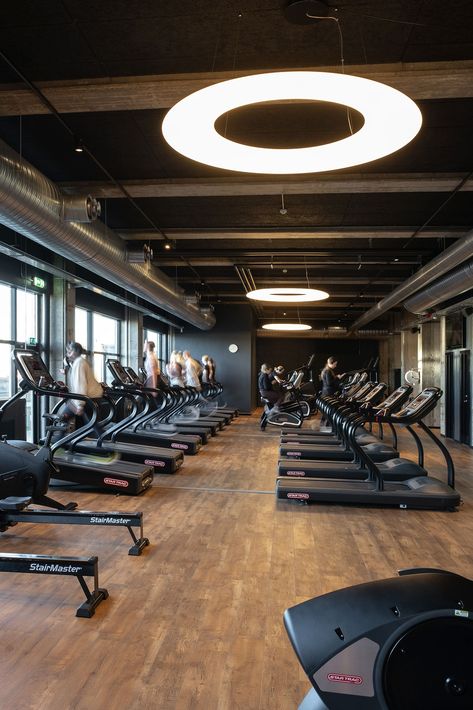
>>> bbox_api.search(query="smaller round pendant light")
[262,323,312,331]
[247,287,329,302]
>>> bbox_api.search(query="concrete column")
[419,320,442,427]
[401,328,420,386]
[49,277,75,380]
[122,309,143,371]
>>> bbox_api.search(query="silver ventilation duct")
[404,260,473,314]
[0,138,215,330]
[349,226,473,332]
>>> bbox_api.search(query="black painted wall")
[174,304,256,414]
[256,337,379,383]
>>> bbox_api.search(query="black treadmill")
[276,388,461,511]
[105,360,203,454]
[278,385,417,480]
[13,349,154,495]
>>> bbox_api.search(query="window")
[0,284,11,340]
[75,307,88,348]
[144,328,168,370]
[16,290,38,344]
[75,307,121,383]
[0,283,43,441]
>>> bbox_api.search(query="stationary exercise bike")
[260,375,307,430]
[284,568,473,709]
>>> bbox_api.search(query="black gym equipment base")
[115,427,202,454]
[71,438,184,474]
[280,441,398,462]
[51,454,154,495]
[284,568,473,710]
[278,457,426,481]
[0,552,108,617]
[0,496,149,555]
[276,476,461,511]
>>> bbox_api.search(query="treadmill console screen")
[381,386,409,407]
[107,359,134,385]
[16,350,56,388]
[395,392,433,418]
[124,367,141,385]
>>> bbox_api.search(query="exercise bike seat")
[0,496,32,511]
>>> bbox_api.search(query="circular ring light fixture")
[247,287,329,302]
[262,323,312,331]
[162,71,422,174]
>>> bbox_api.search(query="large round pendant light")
[246,287,329,302]
[162,71,422,174]
[262,323,312,331]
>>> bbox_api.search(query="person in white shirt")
[143,340,160,391]
[60,341,104,435]
[183,350,202,390]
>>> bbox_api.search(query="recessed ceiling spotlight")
[262,323,312,331]
[162,72,422,175]
[164,242,172,250]
[247,287,329,302]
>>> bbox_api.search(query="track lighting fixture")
[74,138,84,153]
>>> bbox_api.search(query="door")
[445,349,471,445]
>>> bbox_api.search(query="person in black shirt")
[321,356,342,396]
[320,356,345,424]
[258,363,283,407]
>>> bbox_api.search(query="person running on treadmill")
[58,341,104,437]
[183,350,202,390]
[166,350,185,387]
[320,356,345,425]
[143,340,160,391]
[201,355,211,384]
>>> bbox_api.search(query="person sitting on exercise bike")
[259,364,284,409]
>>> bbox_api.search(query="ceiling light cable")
[306,11,353,134]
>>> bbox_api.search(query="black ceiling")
[0,0,472,331]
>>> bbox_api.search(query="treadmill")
[106,360,210,447]
[278,386,414,477]
[103,360,202,455]
[276,388,461,511]
[13,349,154,495]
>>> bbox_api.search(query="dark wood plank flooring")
[0,411,472,709]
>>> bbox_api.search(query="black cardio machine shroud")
[284,568,473,710]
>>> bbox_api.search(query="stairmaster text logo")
[287,492,309,500]
[287,471,306,476]
[327,673,363,685]
[29,562,83,573]
[104,477,129,488]
[90,516,132,524]
[286,452,301,457]
[145,459,165,467]
[171,443,188,450]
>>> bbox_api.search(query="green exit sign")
[33,276,45,288]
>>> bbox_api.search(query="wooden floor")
[1,411,473,709]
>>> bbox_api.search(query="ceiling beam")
[1,60,472,116]
[176,276,404,285]
[155,258,420,267]
[121,228,464,241]
[60,173,473,198]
